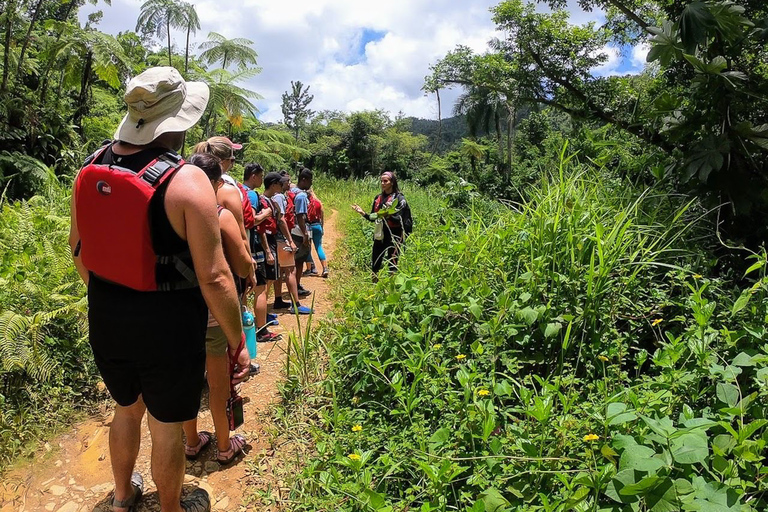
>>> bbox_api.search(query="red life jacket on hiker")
[307,194,322,224]
[255,196,277,235]
[284,190,296,230]
[221,175,256,230]
[74,146,197,292]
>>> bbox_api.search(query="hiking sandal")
[217,434,246,465]
[184,431,212,460]
[181,488,211,512]
[112,472,143,512]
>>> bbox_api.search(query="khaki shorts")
[205,325,228,356]
[277,240,295,268]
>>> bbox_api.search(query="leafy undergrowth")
[269,167,768,511]
[0,187,101,471]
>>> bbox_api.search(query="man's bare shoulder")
[166,163,215,208]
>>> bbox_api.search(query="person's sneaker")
[257,331,282,343]
[289,305,313,315]
[267,313,278,322]
[322,269,329,278]
[273,299,290,309]
[297,286,311,297]
[249,363,260,375]
[181,488,210,512]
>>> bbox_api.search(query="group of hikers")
[67,66,412,512]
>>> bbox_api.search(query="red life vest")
[255,196,277,235]
[74,147,195,292]
[284,190,296,230]
[307,193,322,224]
[236,182,256,230]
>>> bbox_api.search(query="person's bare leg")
[147,413,185,512]
[205,353,232,452]
[111,396,146,512]
[295,260,303,290]
[284,266,299,305]
[254,284,268,328]
[274,275,283,302]
[181,418,199,450]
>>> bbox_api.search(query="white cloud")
[81,0,605,122]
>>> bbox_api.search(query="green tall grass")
[271,159,767,511]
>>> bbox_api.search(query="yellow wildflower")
[583,434,600,442]
[598,355,609,362]
[651,318,663,327]
[456,354,466,361]
[432,343,443,350]
[693,274,702,279]
[351,425,362,432]
[477,389,490,397]
[348,453,361,461]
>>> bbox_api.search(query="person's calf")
[146,413,185,512]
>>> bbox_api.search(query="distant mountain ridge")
[404,115,479,153]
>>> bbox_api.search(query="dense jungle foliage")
[1,1,767,509]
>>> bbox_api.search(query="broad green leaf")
[620,474,662,496]
[493,380,513,396]
[670,432,708,465]
[605,469,642,504]
[731,352,756,367]
[730,290,751,317]
[619,444,665,472]
[544,322,561,338]
[680,2,715,52]
[479,487,511,512]
[518,306,538,326]
[640,415,676,438]
[716,383,739,407]
[468,303,483,320]
[645,477,679,512]
[428,427,451,452]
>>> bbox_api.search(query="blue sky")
[80,0,648,122]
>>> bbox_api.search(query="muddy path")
[0,210,341,512]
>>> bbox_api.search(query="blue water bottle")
[242,307,257,358]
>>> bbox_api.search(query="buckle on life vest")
[142,160,175,185]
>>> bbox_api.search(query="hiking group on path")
[65,66,413,512]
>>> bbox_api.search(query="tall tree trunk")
[39,0,78,100]
[1,0,14,96]
[495,112,504,173]
[166,19,172,66]
[506,104,515,184]
[73,50,93,131]
[184,26,190,73]
[15,0,45,84]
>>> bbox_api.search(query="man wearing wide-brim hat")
[69,67,249,512]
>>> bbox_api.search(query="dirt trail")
[0,210,341,512]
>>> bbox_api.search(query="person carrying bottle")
[352,171,413,279]
[182,153,251,466]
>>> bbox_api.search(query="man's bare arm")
[174,167,243,351]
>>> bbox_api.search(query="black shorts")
[264,236,279,281]
[292,233,310,261]
[87,276,208,423]
[250,230,270,286]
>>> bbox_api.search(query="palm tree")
[244,127,310,169]
[178,1,199,74]
[198,31,258,70]
[454,85,512,179]
[459,138,489,178]
[196,67,262,136]
[40,20,130,129]
[136,0,185,67]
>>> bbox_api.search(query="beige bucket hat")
[114,67,210,145]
